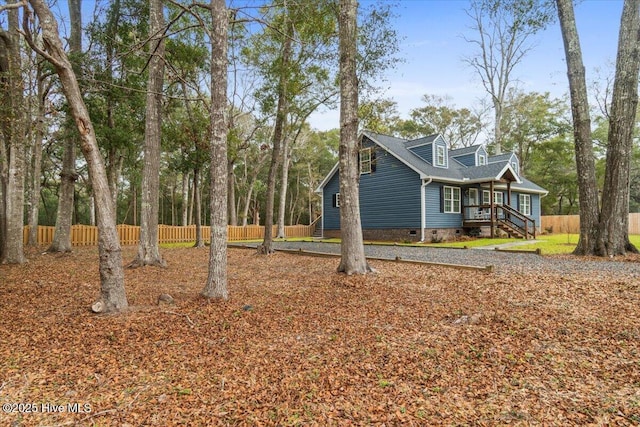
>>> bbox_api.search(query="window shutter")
[332,193,337,208]
[517,194,520,211]
[440,186,444,213]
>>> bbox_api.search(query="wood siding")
[408,143,433,163]
[323,137,422,230]
[453,153,476,167]
[425,183,463,228]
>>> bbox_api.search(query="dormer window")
[511,161,518,174]
[360,148,372,174]
[436,145,446,167]
[478,154,486,165]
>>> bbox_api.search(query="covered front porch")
[461,173,537,240]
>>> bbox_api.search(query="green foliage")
[498,89,571,173]
[358,98,400,134]
[396,94,485,147]
[84,0,149,165]
[527,135,578,215]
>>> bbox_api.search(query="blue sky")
[46,0,624,132]
[309,0,625,130]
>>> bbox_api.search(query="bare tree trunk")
[228,159,237,226]
[1,4,26,264]
[132,184,137,225]
[89,193,96,226]
[257,18,292,255]
[598,0,640,256]
[0,36,6,258]
[27,66,46,246]
[130,0,166,267]
[107,149,122,219]
[337,0,371,275]
[556,0,601,255]
[181,171,189,225]
[241,184,254,227]
[193,167,204,247]
[202,0,228,300]
[27,0,128,312]
[464,0,552,155]
[50,0,80,253]
[48,137,76,252]
[289,168,300,226]
[276,138,291,238]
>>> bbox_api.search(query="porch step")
[497,222,525,239]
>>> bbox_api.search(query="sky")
[38,0,624,133]
[308,0,625,131]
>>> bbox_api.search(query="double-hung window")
[478,154,486,165]
[360,148,372,174]
[443,186,461,213]
[519,194,531,216]
[483,190,503,205]
[436,145,446,167]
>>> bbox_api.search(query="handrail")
[310,215,322,227]
[495,204,536,239]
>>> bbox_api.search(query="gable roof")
[489,152,516,163]
[450,145,483,157]
[316,131,547,194]
[405,134,441,148]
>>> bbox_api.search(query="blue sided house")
[316,131,548,242]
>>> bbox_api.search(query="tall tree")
[597,0,640,255]
[130,0,167,267]
[48,0,81,253]
[85,0,148,218]
[464,0,553,154]
[0,1,26,264]
[500,89,570,174]
[26,0,128,312]
[405,94,485,148]
[255,9,293,255]
[337,0,371,275]
[556,0,600,255]
[26,47,51,246]
[557,0,640,256]
[202,0,228,299]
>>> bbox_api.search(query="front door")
[468,188,480,219]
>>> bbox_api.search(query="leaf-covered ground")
[1,246,639,426]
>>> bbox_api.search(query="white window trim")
[519,194,531,216]
[360,147,372,174]
[435,145,446,167]
[482,190,491,205]
[335,193,341,208]
[444,186,461,213]
[478,154,486,165]
[511,160,519,174]
[493,191,503,205]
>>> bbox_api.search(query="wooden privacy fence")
[23,224,315,246]
[541,213,640,235]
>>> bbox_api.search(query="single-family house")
[316,131,547,242]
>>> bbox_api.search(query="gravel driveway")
[236,241,640,279]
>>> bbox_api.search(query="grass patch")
[508,233,640,254]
